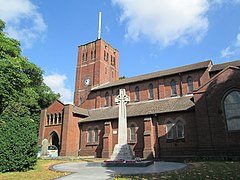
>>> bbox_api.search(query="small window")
[94,128,98,143]
[86,52,88,61]
[47,115,50,125]
[135,86,140,102]
[171,80,177,96]
[104,51,106,61]
[223,90,240,131]
[130,124,136,142]
[58,113,62,124]
[166,121,174,139]
[91,51,93,59]
[148,83,154,100]
[105,92,109,107]
[82,53,85,62]
[50,114,53,125]
[54,113,57,124]
[94,50,96,59]
[187,76,193,93]
[107,53,109,61]
[176,121,184,139]
[87,128,92,143]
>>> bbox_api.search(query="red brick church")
[38,38,240,160]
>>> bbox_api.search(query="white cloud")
[44,73,73,104]
[221,33,240,58]
[0,0,47,48]
[112,0,209,46]
[236,33,240,47]
[221,47,234,58]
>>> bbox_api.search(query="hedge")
[0,115,37,172]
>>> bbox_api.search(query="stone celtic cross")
[115,89,130,145]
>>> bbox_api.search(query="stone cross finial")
[115,89,130,145]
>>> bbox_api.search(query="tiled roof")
[210,60,240,72]
[73,106,89,116]
[78,96,195,123]
[91,60,212,91]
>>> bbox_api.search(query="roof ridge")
[92,60,212,91]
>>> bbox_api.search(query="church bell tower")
[73,39,119,108]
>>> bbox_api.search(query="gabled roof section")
[210,60,240,72]
[73,106,89,117]
[79,96,194,123]
[195,66,240,93]
[92,60,212,91]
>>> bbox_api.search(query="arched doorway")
[49,131,60,154]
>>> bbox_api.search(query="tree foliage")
[0,115,37,172]
[0,19,59,172]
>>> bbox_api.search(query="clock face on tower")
[84,78,91,86]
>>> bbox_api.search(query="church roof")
[73,106,89,116]
[210,60,240,72]
[91,60,212,91]
[78,96,194,123]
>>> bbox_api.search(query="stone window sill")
[86,143,98,146]
[128,141,136,145]
[45,124,62,127]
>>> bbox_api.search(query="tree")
[0,19,59,172]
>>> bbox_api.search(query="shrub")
[0,115,37,172]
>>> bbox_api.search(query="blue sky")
[1,0,240,103]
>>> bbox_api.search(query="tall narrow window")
[82,53,85,62]
[58,113,62,124]
[176,121,184,139]
[85,52,88,61]
[104,51,106,61]
[135,86,140,102]
[171,79,177,96]
[148,83,154,100]
[87,128,92,143]
[94,50,96,59]
[50,114,53,125]
[105,92,109,107]
[54,113,57,124]
[91,51,93,59]
[47,115,50,125]
[130,124,136,142]
[94,128,98,143]
[166,121,174,139]
[223,90,240,131]
[187,76,193,93]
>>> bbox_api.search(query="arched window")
[82,53,85,62]
[87,128,92,143]
[94,128,98,143]
[105,92,109,107]
[47,114,50,125]
[130,124,136,142]
[176,121,184,139]
[91,51,93,59]
[50,114,53,125]
[148,83,154,100]
[135,86,140,102]
[166,121,174,139]
[171,80,177,96]
[187,76,193,93]
[223,90,240,131]
[54,113,57,124]
[58,113,62,124]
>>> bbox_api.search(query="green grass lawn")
[115,161,240,180]
[0,160,240,180]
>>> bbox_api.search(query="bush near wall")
[0,115,37,172]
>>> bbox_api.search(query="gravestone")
[111,89,134,160]
[41,139,49,156]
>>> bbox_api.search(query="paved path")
[51,161,187,180]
